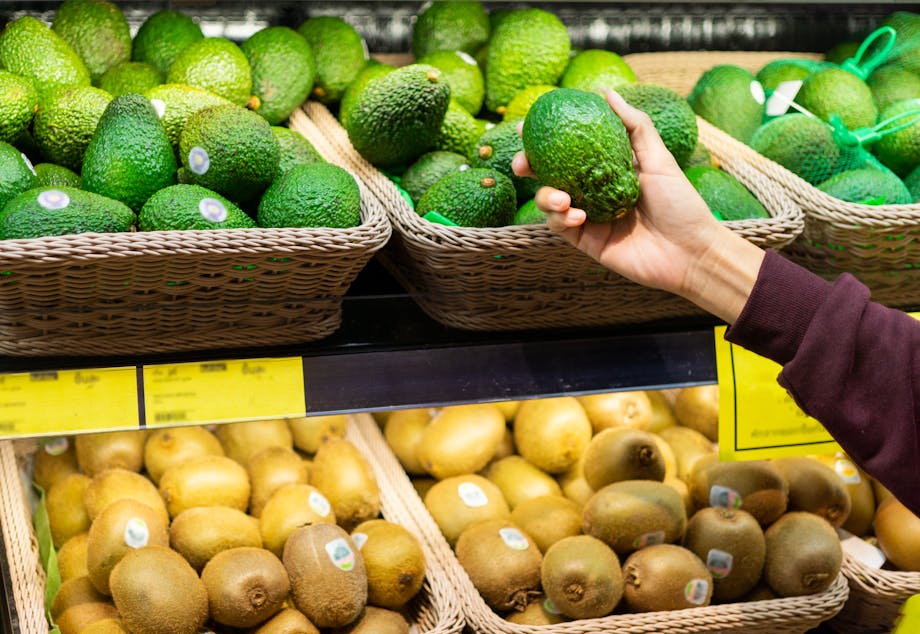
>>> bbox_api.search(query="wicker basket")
[0,112,391,357]
[296,100,802,332]
[0,420,465,634]
[350,413,850,634]
[827,555,920,633]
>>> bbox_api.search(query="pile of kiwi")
[34,415,428,634]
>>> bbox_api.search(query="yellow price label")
[0,367,139,438]
[142,357,306,427]
[894,594,920,633]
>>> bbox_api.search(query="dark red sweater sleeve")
[725,249,920,517]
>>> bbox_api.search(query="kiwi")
[46,473,92,548]
[216,419,294,466]
[811,454,875,536]
[871,478,895,507]
[248,446,310,517]
[505,597,569,625]
[58,532,90,582]
[201,546,290,628]
[582,480,687,557]
[109,545,209,634]
[772,457,851,527]
[351,519,426,609]
[623,544,713,611]
[763,512,842,596]
[412,477,437,500]
[495,400,520,421]
[282,523,368,629]
[83,468,169,524]
[158,454,251,518]
[423,474,510,544]
[577,391,653,432]
[169,505,262,571]
[33,437,79,491]
[289,414,346,453]
[75,431,146,476]
[664,476,695,518]
[55,602,120,634]
[416,403,506,479]
[541,535,623,619]
[143,426,224,484]
[650,432,678,480]
[673,385,719,442]
[492,427,516,462]
[510,495,583,554]
[333,606,410,634]
[77,619,128,634]
[484,455,562,509]
[51,575,108,620]
[646,390,678,433]
[310,437,381,531]
[681,507,765,602]
[740,581,778,602]
[556,453,594,508]
[582,427,666,489]
[657,425,715,482]
[455,518,542,612]
[382,408,432,475]
[689,460,788,526]
[253,607,321,634]
[260,483,336,556]
[86,498,169,595]
[513,397,593,474]
[873,498,920,571]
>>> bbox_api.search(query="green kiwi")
[33,437,79,491]
[582,427,666,489]
[657,426,715,482]
[484,455,562,509]
[873,498,920,571]
[51,575,107,620]
[417,403,507,479]
[158,454,251,518]
[55,602,119,634]
[83,468,169,524]
[288,414,348,454]
[763,512,843,596]
[689,460,788,526]
[505,597,569,624]
[201,546,290,628]
[253,607,320,633]
[216,419,294,466]
[109,545,209,634]
[541,535,623,619]
[260,483,336,557]
[681,507,765,602]
[513,397,593,474]
[510,495,582,554]
[424,474,510,544]
[383,408,433,475]
[310,437,381,531]
[455,518,542,612]
[75,430,146,476]
[143,426,224,484]
[351,519,426,609]
[58,532,90,582]
[622,544,713,612]
[248,445,310,517]
[772,457,852,528]
[169,506,262,571]
[333,606,410,633]
[46,473,91,548]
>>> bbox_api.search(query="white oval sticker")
[543,598,562,614]
[20,153,35,176]
[199,197,228,223]
[150,98,166,118]
[750,80,766,105]
[325,538,355,571]
[457,482,488,508]
[37,190,70,210]
[457,51,477,66]
[351,532,368,550]
[42,437,69,456]
[188,146,210,175]
[834,458,861,484]
[499,527,529,551]
[123,518,150,549]
[309,490,331,517]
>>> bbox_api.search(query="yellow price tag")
[714,326,840,460]
[142,357,305,427]
[894,594,920,633]
[0,367,139,438]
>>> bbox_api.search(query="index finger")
[605,89,681,172]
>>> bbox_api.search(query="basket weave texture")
[828,555,920,633]
[0,111,390,357]
[350,413,849,634]
[298,100,802,331]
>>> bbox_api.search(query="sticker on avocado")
[38,190,69,211]
[188,147,210,175]
[749,80,766,105]
[457,51,477,66]
[199,198,228,223]
[42,437,69,456]
[834,458,861,484]
[632,530,666,550]
[710,485,742,509]
[765,80,803,117]
[309,491,331,517]
[351,532,368,550]
[20,153,35,176]
[499,527,529,551]
[150,98,166,118]
[457,482,488,508]
[325,538,356,571]
[123,518,150,549]
[706,548,734,579]
[543,598,562,614]
[685,578,710,605]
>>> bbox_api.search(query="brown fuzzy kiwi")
[351,519,426,609]
[288,414,348,454]
[555,453,594,508]
[50,575,107,621]
[169,505,262,571]
[309,437,381,531]
[811,455,875,536]
[541,535,623,619]
[505,597,569,625]
[33,437,79,491]
[216,419,293,466]
[510,495,583,554]
[657,426,715,482]
[143,426,224,484]
[582,427,667,489]
[383,408,434,475]
[772,457,852,528]
[332,606,410,634]
[689,460,788,526]
[201,546,290,628]
[873,498,920,571]
[576,391,653,432]
[763,512,842,596]
[55,602,119,634]
[82,468,169,524]
[46,473,92,549]
[646,390,678,433]
[253,607,320,634]
[424,474,509,545]
[57,532,90,583]
[416,404,506,479]
[157,454,251,519]
[78,618,129,633]
[260,484,336,557]
[484,455,562,510]
[673,385,719,442]
[622,544,713,612]
[247,445,310,517]
[513,397,593,474]
[75,430,146,476]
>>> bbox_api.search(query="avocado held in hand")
[522,88,639,222]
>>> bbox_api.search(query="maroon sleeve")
[725,249,920,517]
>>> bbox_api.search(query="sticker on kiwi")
[308,491,331,517]
[351,532,368,550]
[543,598,562,615]
[123,518,150,549]
[188,147,210,175]
[709,485,742,509]
[199,198,228,223]
[632,530,665,550]
[37,190,69,211]
[834,458,861,484]
[41,437,69,456]
[457,481,488,508]
[325,538,356,571]
[684,578,710,605]
[498,527,529,551]
[706,548,734,579]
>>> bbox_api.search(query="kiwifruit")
[873,498,920,571]
[260,483,336,557]
[541,534,623,619]
[248,446,310,517]
[411,477,436,500]
[33,436,78,491]
[282,523,368,629]
[505,597,569,625]
[689,460,788,526]
[201,546,290,628]
[582,427,666,489]
[416,403,506,479]
[455,518,543,612]
[871,478,895,507]
[382,408,432,475]
[83,468,169,524]
[142,426,224,484]
[58,532,90,582]
[657,425,715,482]
[556,453,594,508]
[333,606,410,634]
[423,474,510,544]
[622,544,713,611]
[371,411,390,427]
[577,391,653,432]
[495,400,521,422]
[86,498,169,595]
[664,476,695,518]
[763,512,842,596]
[492,427,516,462]
[772,457,851,527]
[811,454,875,536]
[740,581,778,602]
[288,414,348,454]
[646,390,677,433]
[216,419,294,466]
[650,432,678,480]
[253,607,320,634]
[582,480,687,557]
[673,385,719,442]
[158,454,251,518]
[513,397,593,474]
[75,431,146,476]
[46,473,91,548]
[484,455,562,509]
[169,506,262,571]
[310,437,381,531]
[51,575,108,620]
[55,602,119,634]
[109,545,209,634]
[510,495,583,554]
[79,618,129,633]
[681,506,765,602]
[351,519,426,609]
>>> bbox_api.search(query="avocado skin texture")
[139,184,256,231]
[258,163,361,229]
[81,93,177,212]
[522,88,639,222]
[0,71,39,145]
[167,38,252,107]
[401,150,468,204]
[298,17,368,105]
[470,118,540,203]
[749,113,841,186]
[0,141,36,210]
[338,62,395,131]
[345,64,451,168]
[617,83,698,168]
[0,16,90,100]
[33,163,82,189]
[132,10,203,76]
[98,61,163,97]
[52,0,131,83]
[817,168,912,205]
[412,0,490,59]
[906,165,920,203]
[33,86,112,172]
[416,167,516,227]
[688,65,764,144]
[684,166,769,221]
[145,83,233,149]
[796,67,877,131]
[241,26,315,125]
[272,127,324,180]
[0,186,135,239]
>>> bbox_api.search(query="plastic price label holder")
[142,357,306,427]
[0,367,139,438]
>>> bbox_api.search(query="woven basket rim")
[842,552,920,592]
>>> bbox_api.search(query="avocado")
[683,142,714,169]
[33,85,112,172]
[416,167,516,227]
[401,150,469,204]
[749,114,841,185]
[684,166,770,221]
[0,142,36,209]
[257,163,361,229]
[906,165,920,202]
[417,50,485,115]
[0,16,90,99]
[512,199,545,225]
[139,184,256,231]
[272,127,324,180]
[816,168,912,205]
[872,98,920,177]
[0,186,135,239]
[560,49,637,95]
[470,118,540,203]
[618,83,698,168]
[145,83,234,150]
[412,1,490,59]
[52,0,131,83]
[756,59,826,93]
[297,17,368,105]
[34,163,81,189]
[131,10,203,76]
[868,67,920,113]
[97,62,163,97]
[688,65,765,144]
[241,26,315,125]
[522,87,639,222]
[434,99,481,157]
[338,62,396,131]
[502,85,557,121]
[167,38,254,108]
[81,93,177,212]
[0,71,39,145]
[796,67,877,130]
